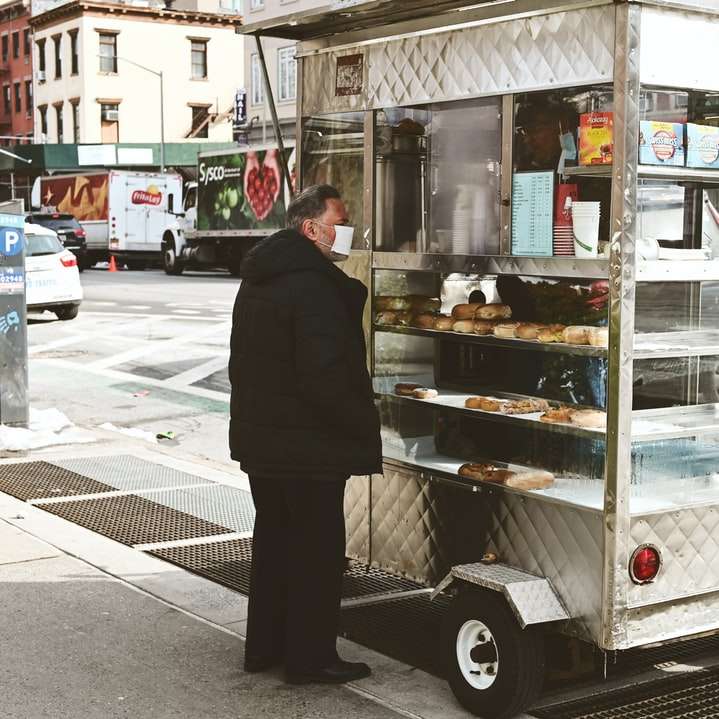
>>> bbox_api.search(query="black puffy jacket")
[228,229,382,478]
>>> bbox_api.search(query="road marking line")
[172,309,202,315]
[127,305,152,310]
[87,320,232,370]
[85,301,118,306]
[163,356,229,389]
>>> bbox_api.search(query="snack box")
[686,123,719,169]
[639,121,685,166]
[579,112,613,166]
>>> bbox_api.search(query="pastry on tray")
[452,302,484,320]
[452,319,476,333]
[458,463,555,490]
[412,387,438,399]
[375,310,398,326]
[394,382,423,396]
[476,303,512,320]
[375,296,410,311]
[500,398,550,415]
[515,323,548,340]
[473,319,498,335]
[434,315,454,331]
[493,322,520,339]
[465,396,504,412]
[410,312,438,329]
[539,407,575,424]
[569,409,607,429]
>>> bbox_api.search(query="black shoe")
[286,659,371,685]
[244,655,282,673]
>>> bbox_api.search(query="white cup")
[573,214,600,257]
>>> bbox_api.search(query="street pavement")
[7,266,719,719]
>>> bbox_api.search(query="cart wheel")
[441,589,545,719]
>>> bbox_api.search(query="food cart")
[241,1,719,716]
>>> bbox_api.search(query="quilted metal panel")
[484,491,604,644]
[370,464,486,585]
[626,591,719,649]
[629,506,719,607]
[345,474,370,562]
[451,562,569,627]
[301,6,615,115]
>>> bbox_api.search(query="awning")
[237,0,510,41]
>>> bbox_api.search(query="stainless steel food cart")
[241,2,719,716]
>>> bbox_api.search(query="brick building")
[0,0,33,145]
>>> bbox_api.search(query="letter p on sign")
[0,228,23,257]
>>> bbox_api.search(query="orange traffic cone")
[108,256,118,272]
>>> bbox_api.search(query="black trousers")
[245,474,347,673]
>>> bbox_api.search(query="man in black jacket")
[229,184,382,685]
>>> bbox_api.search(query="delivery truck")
[162,144,294,275]
[32,170,183,270]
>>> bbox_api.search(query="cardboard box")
[579,112,613,166]
[639,121,685,166]
[687,123,719,169]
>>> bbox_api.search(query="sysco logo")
[199,162,225,186]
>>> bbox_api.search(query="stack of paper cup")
[571,202,601,258]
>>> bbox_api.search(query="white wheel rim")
[456,619,499,690]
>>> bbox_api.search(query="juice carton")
[579,112,613,166]
[639,121,685,166]
[686,123,719,169]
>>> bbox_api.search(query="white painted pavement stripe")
[85,301,118,306]
[133,531,253,552]
[127,305,152,310]
[80,310,220,322]
[29,334,89,355]
[42,357,230,402]
[163,356,229,389]
[87,319,232,370]
[29,482,215,505]
[172,309,202,315]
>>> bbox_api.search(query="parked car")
[25,212,88,271]
[25,222,83,321]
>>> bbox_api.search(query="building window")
[250,53,264,106]
[13,82,20,113]
[53,35,61,79]
[2,85,9,115]
[191,40,207,79]
[250,0,264,8]
[99,33,117,74]
[38,105,47,136]
[100,102,119,142]
[37,39,46,76]
[70,31,79,75]
[23,29,29,56]
[277,46,296,102]
[71,101,80,143]
[55,104,63,143]
[25,80,32,115]
[12,31,19,59]
[2,35,8,64]
[190,105,210,138]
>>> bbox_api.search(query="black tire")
[55,305,79,321]
[163,241,184,276]
[441,589,545,719]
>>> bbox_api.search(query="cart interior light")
[630,545,661,584]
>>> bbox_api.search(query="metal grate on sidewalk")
[41,494,231,545]
[533,665,719,719]
[0,461,113,501]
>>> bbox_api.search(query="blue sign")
[0,227,24,257]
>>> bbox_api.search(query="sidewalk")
[0,519,405,719]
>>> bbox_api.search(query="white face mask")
[315,223,354,262]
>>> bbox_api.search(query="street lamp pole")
[109,56,166,172]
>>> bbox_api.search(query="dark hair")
[286,184,341,232]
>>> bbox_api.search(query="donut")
[412,387,438,399]
[394,382,423,396]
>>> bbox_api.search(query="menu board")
[511,171,554,257]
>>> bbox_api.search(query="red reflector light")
[75,228,86,237]
[61,256,77,267]
[630,545,661,584]
[52,213,60,218]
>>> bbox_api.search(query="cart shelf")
[375,378,605,440]
[372,252,608,278]
[564,165,719,184]
[634,330,719,359]
[374,324,607,357]
[636,260,719,282]
[382,436,604,511]
[377,378,719,442]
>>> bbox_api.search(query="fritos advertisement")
[40,174,109,221]
[579,112,614,166]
